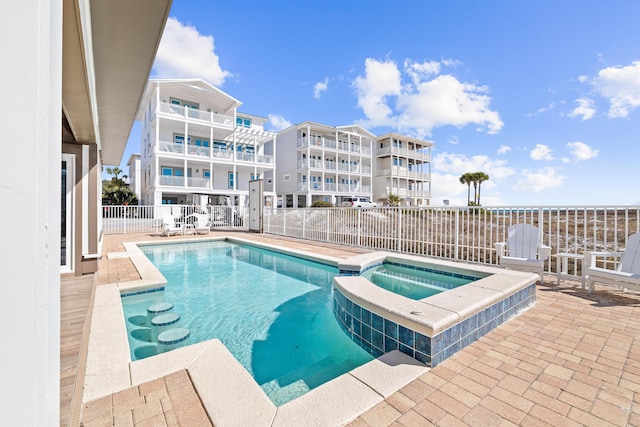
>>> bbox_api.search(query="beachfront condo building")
[373,133,433,206]
[269,121,375,207]
[137,79,277,208]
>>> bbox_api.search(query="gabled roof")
[139,79,242,119]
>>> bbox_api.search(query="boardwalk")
[62,232,640,426]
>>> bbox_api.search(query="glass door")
[61,154,75,273]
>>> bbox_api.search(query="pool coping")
[84,236,430,426]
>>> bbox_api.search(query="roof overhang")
[62,0,172,165]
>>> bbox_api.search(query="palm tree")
[387,193,401,206]
[459,173,472,206]
[476,172,489,206]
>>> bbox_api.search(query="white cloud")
[434,153,515,180]
[566,141,599,161]
[593,61,640,118]
[568,98,596,121]
[313,77,329,99]
[153,17,231,85]
[353,58,503,137]
[530,144,554,161]
[265,114,292,132]
[497,145,511,155]
[513,167,564,192]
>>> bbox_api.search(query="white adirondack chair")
[495,224,551,281]
[193,213,212,235]
[161,214,182,236]
[585,232,640,293]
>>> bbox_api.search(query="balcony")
[158,102,234,127]
[376,168,431,180]
[376,146,431,161]
[298,137,372,156]
[297,182,339,192]
[159,175,185,186]
[158,175,210,189]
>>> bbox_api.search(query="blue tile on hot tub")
[361,308,371,326]
[371,313,384,332]
[361,324,372,343]
[414,351,430,366]
[399,343,414,358]
[384,319,398,340]
[384,336,398,353]
[352,304,361,321]
[372,329,384,350]
[398,325,414,347]
[415,332,431,355]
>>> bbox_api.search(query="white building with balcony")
[127,153,142,201]
[137,79,277,208]
[373,133,433,206]
[270,121,375,207]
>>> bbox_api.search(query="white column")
[1,0,61,424]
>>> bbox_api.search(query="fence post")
[454,209,460,261]
[283,209,287,236]
[397,207,402,252]
[357,209,362,247]
[302,209,306,239]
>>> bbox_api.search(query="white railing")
[158,141,184,154]
[158,102,234,126]
[102,204,640,276]
[187,145,210,157]
[159,176,185,186]
[102,205,248,234]
[263,205,640,275]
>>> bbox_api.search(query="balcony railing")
[187,145,210,157]
[158,102,234,127]
[297,137,372,156]
[377,146,431,160]
[159,176,185,186]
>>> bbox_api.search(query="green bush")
[311,200,334,208]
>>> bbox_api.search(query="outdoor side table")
[556,253,585,288]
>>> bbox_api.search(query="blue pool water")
[121,240,374,405]
[362,263,476,300]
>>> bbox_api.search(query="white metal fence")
[264,205,640,274]
[101,204,640,275]
[101,205,248,234]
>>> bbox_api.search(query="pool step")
[371,271,450,293]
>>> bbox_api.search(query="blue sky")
[114,1,640,206]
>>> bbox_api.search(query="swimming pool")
[121,240,374,405]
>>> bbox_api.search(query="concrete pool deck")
[66,231,640,426]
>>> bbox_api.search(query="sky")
[113,1,640,207]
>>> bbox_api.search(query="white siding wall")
[0,0,62,424]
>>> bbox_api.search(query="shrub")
[311,200,333,208]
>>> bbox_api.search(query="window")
[251,173,260,181]
[228,172,235,188]
[170,97,199,110]
[236,116,252,128]
[204,170,211,179]
[162,167,173,176]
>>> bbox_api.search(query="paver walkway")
[64,232,640,426]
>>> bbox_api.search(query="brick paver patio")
[65,232,640,426]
